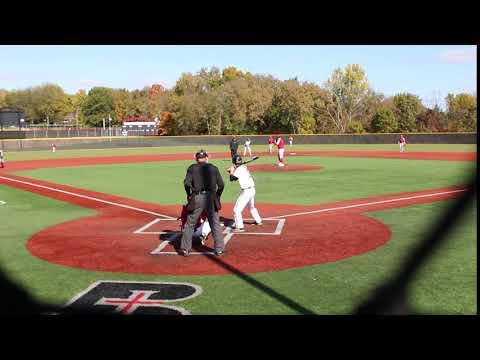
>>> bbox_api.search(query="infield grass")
[14,155,475,206]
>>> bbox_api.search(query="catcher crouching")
[178,205,211,246]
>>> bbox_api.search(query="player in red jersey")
[0,150,5,168]
[268,135,274,153]
[275,136,286,167]
[398,134,406,152]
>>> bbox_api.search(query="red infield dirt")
[1,149,475,173]
[0,150,474,275]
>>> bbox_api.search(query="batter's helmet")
[232,154,243,165]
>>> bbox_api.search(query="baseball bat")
[239,156,260,165]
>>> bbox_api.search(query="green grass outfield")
[0,144,476,314]
[2,143,476,162]
[13,155,475,206]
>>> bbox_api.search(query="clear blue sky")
[0,45,476,107]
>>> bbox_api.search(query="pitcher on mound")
[227,154,263,232]
[275,136,286,166]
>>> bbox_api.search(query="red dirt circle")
[25,201,391,276]
[249,164,323,172]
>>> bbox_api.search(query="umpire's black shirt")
[184,162,225,197]
[229,139,238,152]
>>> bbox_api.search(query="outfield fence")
[0,132,476,151]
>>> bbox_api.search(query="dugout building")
[0,108,26,130]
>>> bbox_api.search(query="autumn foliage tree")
[392,93,424,132]
[446,93,476,131]
[416,106,448,132]
[324,64,370,133]
[81,87,115,126]
[371,107,398,133]
[4,84,71,124]
[1,65,476,135]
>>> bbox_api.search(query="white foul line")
[134,218,162,234]
[0,175,176,219]
[269,189,467,219]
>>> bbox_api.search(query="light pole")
[108,114,112,142]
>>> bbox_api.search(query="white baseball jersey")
[245,139,251,147]
[232,165,255,189]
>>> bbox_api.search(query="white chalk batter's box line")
[137,218,286,256]
[133,217,285,236]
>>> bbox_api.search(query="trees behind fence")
[1,66,477,137]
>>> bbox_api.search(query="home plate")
[290,153,297,155]
[148,218,286,255]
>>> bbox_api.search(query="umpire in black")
[229,136,239,163]
[180,150,225,256]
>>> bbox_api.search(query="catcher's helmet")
[232,154,243,165]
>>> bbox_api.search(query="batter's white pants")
[278,148,285,165]
[243,145,252,156]
[268,144,273,153]
[233,187,262,229]
[193,220,211,239]
[399,143,405,152]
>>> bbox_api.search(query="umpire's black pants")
[180,193,224,252]
[231,149,238,163]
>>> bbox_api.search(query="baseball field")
[0,143,476,315]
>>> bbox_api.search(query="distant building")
[63,112,76,126]
[122,116,158,135]
[0,108,26,129]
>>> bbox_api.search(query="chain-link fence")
[1,127,160,139]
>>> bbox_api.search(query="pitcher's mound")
[249,164,323,172]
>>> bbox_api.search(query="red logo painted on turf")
[96,291,166,315]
